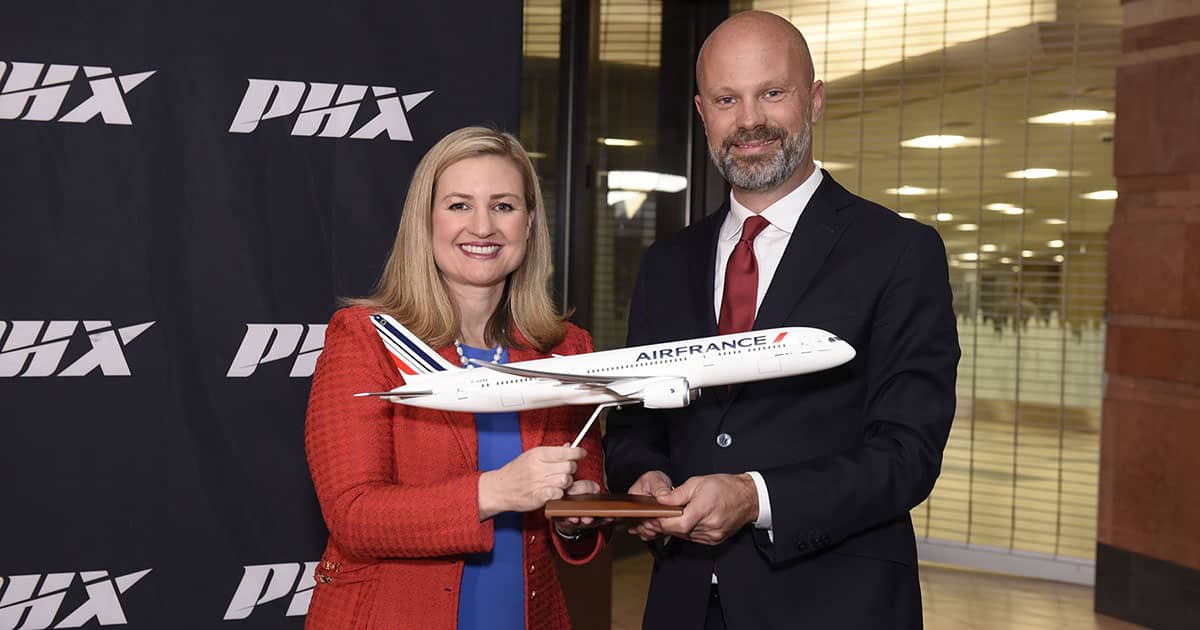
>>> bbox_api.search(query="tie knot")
[740,215,770,243]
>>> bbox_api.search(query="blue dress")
[457,344,524,630]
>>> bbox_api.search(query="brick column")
[1097,0,1200,626]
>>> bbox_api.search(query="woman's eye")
[449,202,469,211]
[493,202,515,212]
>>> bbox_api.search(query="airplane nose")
[837,340,857,364]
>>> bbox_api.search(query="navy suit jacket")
[604,173,960,629]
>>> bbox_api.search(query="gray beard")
[710,119,811,192]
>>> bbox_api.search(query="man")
[604,10,960,630]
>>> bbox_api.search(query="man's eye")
[766,90,783,98]
[718,97,735,106]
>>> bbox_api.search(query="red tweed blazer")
[304,306,606,630]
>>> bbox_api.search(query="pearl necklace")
[453,339,504,368]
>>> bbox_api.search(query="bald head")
[697,11,815,88]
[692,10,825,207]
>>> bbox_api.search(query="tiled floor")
[610,552,1144,630]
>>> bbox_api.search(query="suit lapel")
[721,174,856,409]
[753,174,856,330]
[690,206,728,339]
[687,207,731,406]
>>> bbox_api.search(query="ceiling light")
[986,203,1027,215]
[527,151,548,159]
[607,170,687,192]
[898,212,917,219]
[1048,239,1064,248]
[599,137,642,147]
[1028,109,1114,125]
[1054,254,1065,263]
[1081,189,1118,200]
[1006,168,1060,179]
[935,212,953,222]
[981,243,998,252]
[956,223,978,231]
[959,252,979,261]
[1021,250,1034,258]
[885,186,942,196]
[901,135,984,149]
[1045,218,1067,225]
[1000,257,1013,264]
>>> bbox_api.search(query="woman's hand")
[479,446,587,520]
[553,479,614,537]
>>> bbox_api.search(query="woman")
[304,127,606,629]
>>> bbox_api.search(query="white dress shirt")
[714,167,823,536]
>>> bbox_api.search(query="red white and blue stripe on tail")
[370,313,459,376]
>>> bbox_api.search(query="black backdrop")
[0,1,522,627]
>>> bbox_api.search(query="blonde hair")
[350,126,564,352]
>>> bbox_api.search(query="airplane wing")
[468,359,630,383]
[468,360,678,398]
[354,389,434,398]
[582,378,659,397]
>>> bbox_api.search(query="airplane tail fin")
[370,313,459,376]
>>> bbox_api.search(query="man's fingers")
[656,482,695,506]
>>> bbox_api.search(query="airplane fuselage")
[387,327,854,413]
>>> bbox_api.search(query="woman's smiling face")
[431,155,532,295]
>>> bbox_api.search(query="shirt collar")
[721,167,824,241]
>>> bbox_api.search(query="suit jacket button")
[716,433,733,448]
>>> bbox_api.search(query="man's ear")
[809,80,826,123]
[694,94,708,132]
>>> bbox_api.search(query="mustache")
[720,126,787,153]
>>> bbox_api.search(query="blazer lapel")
[509,337,549,449]
[435,345,478,470]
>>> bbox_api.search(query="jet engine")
[639,377,698,409]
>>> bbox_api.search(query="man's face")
[694,32,824,192]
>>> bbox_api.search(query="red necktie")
[718,215,771,335]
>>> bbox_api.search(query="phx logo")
[229,77,432,141]
[223,562,317,620]
[0,569,151,629]
[226,324,326,377]
[0,61,155,125]
[0,321,154,377]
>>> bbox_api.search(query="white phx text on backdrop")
[357,313,856,446]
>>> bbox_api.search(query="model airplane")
[357,313,856,445]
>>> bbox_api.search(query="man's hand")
[625,470,674,542]
[654,473,759,545]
